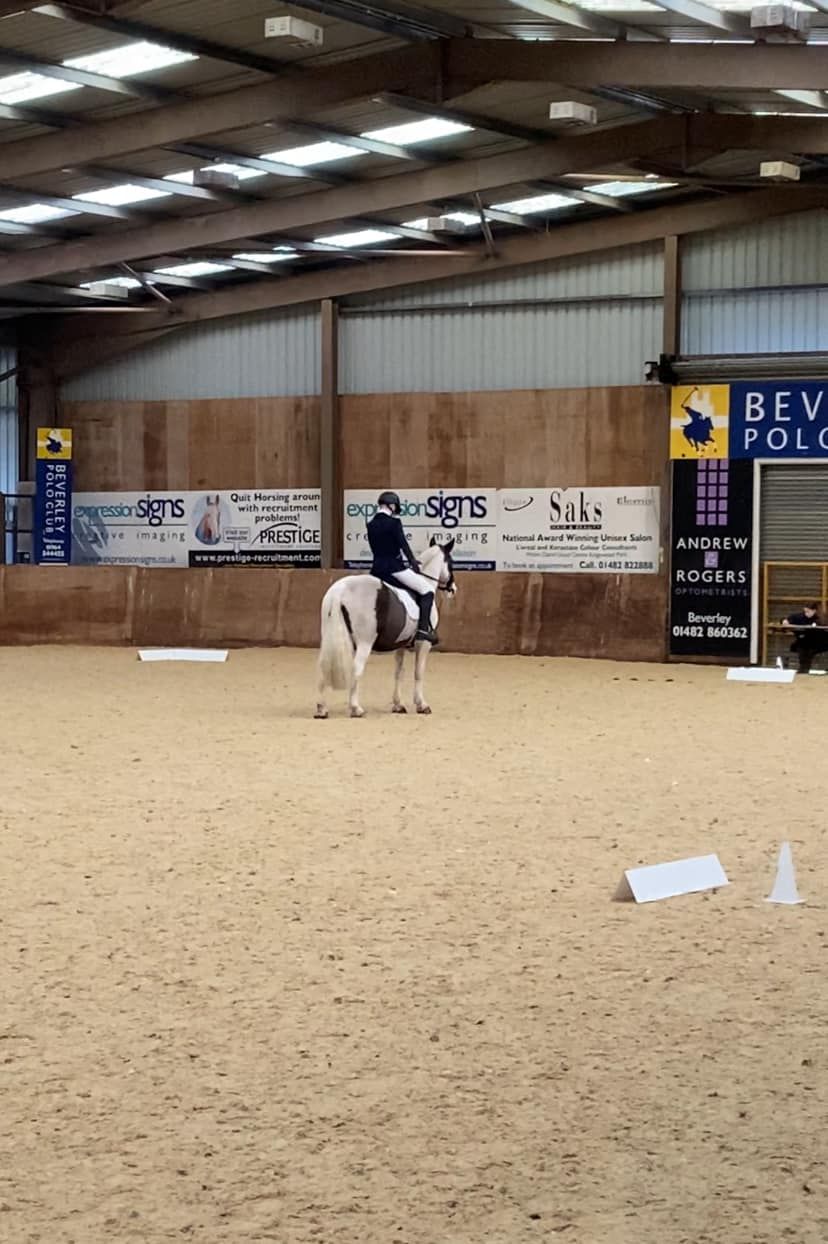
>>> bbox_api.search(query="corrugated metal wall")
[340,244,662,392]
[682,211,828,356]
[61,307,320,401]
[56,212,828,402]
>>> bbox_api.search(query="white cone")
[766,841,804,905]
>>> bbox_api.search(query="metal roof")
[0,0,825,330]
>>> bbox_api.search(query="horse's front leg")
[391,648,406,713]
[349,641,372,718]
[413,640,431,715]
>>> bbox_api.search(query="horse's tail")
[318,588,354,691]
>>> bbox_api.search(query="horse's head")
[427,536,457,596]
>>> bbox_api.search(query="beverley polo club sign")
[671,381,828,460]
[34,427,73,565]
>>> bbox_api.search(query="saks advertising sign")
[344,489,497,569]
[72,489,321,567]
[498,487,660,573]
[344,487,660,573]
[671,381,828,460]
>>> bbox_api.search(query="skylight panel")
[74,183,172,207]
[262,141,363,167]
[0,40,195,106]
[165,164,263,185]
[80,276,140,290]
[0,202,75,223]
[364,118,471,145]
[154,262,233,277]
[233,251,298,262]
[492,191,573,214]
[402,212,478,230]
[313,228,397,248]
[591,179,678,196]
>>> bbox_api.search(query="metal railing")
[0,491,33,565]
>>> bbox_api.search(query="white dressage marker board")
[615,854,729,904]
[138,649,228,662]
[727,667,796,684]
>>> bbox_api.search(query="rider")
[366,491,439,646]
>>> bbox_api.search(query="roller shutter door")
[760,465,828,561]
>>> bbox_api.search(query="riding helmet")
[377,490,401,514]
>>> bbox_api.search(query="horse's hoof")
[314,710,329,720]
[391,704,407,714]
[416,704,432,715]
[350,707,365,718]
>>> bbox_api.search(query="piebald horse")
[315,538,456,719]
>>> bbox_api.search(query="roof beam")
[271,0,471,39]
[635,0,750,35]
[441,39,828,93]
[0,116,686,286]
[64,187,828,344]
[0,44,431,182]
[497,0,630,39]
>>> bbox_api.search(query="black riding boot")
[416,592,438,646]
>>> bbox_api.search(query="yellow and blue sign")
[671,382,828,459]
[35,427,73,565]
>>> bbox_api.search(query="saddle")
[373,580,419,652]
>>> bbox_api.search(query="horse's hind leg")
[391,649,406,713]
[349,641,372,718]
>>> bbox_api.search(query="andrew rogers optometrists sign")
[671,381,828,460]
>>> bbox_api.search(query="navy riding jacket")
[367,511,419,582]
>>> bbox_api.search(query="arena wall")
[3,383,668,660]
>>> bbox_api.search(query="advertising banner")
[671,381,828,461]
[498,487,660,574]
[71,489,321,567]
[669,459,753,659]
[343,489,498,569]
[34,427,73,565]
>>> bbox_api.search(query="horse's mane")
[419,543,445,573]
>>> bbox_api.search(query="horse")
[314,538,456,719]
[196,495,221,545]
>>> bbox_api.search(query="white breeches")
[392,569,434,596]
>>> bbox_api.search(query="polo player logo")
[46,430,64,455]
[681,387,716,454]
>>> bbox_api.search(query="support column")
[320,298,341,570]
[662,234,682,358]
[17,343,58,482]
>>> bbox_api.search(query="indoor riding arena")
[2,5,828,1242]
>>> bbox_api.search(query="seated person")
[780,602,828,673]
